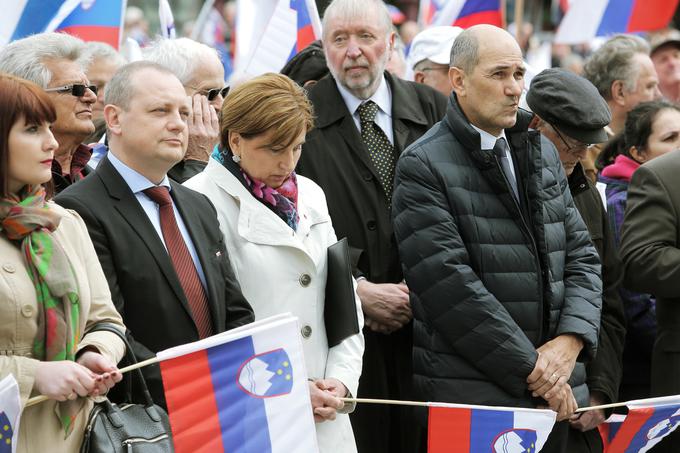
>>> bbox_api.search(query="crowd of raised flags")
[2,0,680,452]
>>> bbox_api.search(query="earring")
[232,154,241,163]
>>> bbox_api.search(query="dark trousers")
[351,325,417,453]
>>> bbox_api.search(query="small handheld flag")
[0,375,22,453]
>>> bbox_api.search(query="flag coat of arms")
[428,402,556,453]
[602,395,680,453]
[157,314,318,453]
[0,375,21,453]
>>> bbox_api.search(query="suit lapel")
[170,181,223,331]
[97,157,194,319]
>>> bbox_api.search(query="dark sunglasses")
[45,84,98,97]
[204,86,229,101]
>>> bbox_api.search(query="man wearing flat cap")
[528,68,626,451]
[392,25,602,452]
[650,29,680,102]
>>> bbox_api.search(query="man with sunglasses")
[0,32,97,193]
[527,68,626,452]
[144,38,228,183]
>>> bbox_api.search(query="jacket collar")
[312,71,431,129]
[203,159,328,253]
[568,162,591,196]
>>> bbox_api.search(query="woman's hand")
[34,361,97,401]
[76,351,122,397]
[308,380,344,423]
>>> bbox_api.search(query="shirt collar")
[470,124,508,151]
[335,75,392,118]
[107,151,171,194]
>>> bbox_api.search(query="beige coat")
[185,159,364,453]
[0,203,125,453]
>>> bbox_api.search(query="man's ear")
[449,66,465,96]
[387,30,396,53]
[103,105,122,136]
[610,80,626,106]
[528,115,543,130]
[414,71,426,84]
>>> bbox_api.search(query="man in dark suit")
[620,149,680,453]
[296,0,446,451]
[56,61,254,408]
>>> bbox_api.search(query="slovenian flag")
[555,0,679,44]
[602,395,680,453]
[0,375,21,453]
[428,402,556,452]
[0,0,126,49]
[429,0,503,28]
[157,314,319,453]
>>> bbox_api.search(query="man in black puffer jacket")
[392,25,602,452]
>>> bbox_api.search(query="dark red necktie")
[143,186,213,338]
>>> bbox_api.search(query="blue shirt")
[107,152,208,290]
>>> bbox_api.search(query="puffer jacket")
[392,95,602,410]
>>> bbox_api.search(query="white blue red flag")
[0,375,21,453]
[157,313,318,453]
[420,0,503,28]
[601,395,680,453]
[555,0,679,44]
[0,0,126,49]
[235,0,321,77]
[158,0,176,39]
[428,402,556,452]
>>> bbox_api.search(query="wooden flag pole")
[514,0,525,38]
[25,356,161,408]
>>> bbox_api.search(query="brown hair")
[0,74,57,197]
[220,73,314,152]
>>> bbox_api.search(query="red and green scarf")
[0,185,82,435]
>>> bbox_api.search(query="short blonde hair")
[220,73,314,151]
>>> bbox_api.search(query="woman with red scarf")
[0,74,125,452]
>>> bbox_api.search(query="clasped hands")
[527,334,583,422]
[308,378,348,423]
[357,280,412,334]
[34,350,122,402]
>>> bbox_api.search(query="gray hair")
[583,35,651,100]
[82,41,127,69]
[142,37,220,86]
[0,32,88,88]
[105,61,177,110]
[321,0,392,41]
[450,29,479,73]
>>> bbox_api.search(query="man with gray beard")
[296,0,446,451]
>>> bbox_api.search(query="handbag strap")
[85,323,156,408]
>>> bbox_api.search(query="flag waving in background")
[235,0,321,78]
[428,402,556,452]
[0,375,22,453]
[0,0,127,49]
[158,0,176,39]
[602,395,680,453]
[555,0,680,44]
[157,314,318,453]
[428,0,503,28]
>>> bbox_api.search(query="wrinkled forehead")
[323,7,389,39]
[476,38,524,70]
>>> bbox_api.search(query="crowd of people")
[1,0,680,452]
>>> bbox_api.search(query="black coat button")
[363,173,373,182]
[367,220,377,231]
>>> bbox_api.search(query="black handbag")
[80,323,174,453]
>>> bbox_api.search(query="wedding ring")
[549,373,559,384]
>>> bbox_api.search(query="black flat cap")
[526,68,611,144]
[280,40,328,87]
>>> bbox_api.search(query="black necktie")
[493,137,519,200]
[357,100,395,202]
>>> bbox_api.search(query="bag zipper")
[122,433,169,452]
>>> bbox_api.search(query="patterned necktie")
[357,100,396,201]
[493,137,519,200]
[143,186,214,339]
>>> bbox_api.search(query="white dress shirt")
[107,152,208,290]
[471,124,517,182]
[336,76,394,144]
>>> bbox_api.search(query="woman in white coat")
[185,73,364,452]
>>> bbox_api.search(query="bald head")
[451,25,522,74]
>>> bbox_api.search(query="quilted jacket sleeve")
[553,161,603,360]
[392,151,538,398]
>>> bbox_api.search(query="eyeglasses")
[204,86,229,101]
[45,84,97,97]
[552,125,591,154]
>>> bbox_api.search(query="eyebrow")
[488,64,526,73]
